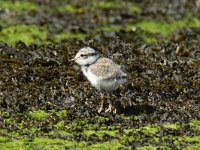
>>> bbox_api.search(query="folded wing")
[89,57,124,79]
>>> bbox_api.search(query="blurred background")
[0,0,200,45]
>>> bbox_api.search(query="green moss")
[0,111,10,117]
[123,125,160,141]
[7,131,20,137]
[54,32,86,42]
[189,120,200,131]
[137,146,170,150]
[91,1,123,10]
[69,119,91,130]
[33,137,86,149]
[0,137,87,150]
[0,24,47,45]
[163,123,180,130]
[184,145,200,150]
[120,114,134,120]
[184,136,200,143]
[0,129,7,134]
[27,110,50,120]
[4,118,14,124]
[0,136,9,142]
[0,0,38,11]
[84,129,118,140]
[86,140,126,150]
[124,128,133,134]
[137,125,160,135]
[95,116,109,123]
[0,137,126,150]
[49,130,73,137]
[128,4,141,13]
[49,110,68,118]
[55,4,79,13]
[136,17,200,35]
[55,121,65,129]
[173,136,200,150]
[142,36,158,44]
[0,138,32,150]
[118,125,161,145]
[98,25,122,32]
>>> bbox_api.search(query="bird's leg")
[98,93,104,113]
[105,92,118,114]
[105,93,116,113]
[105,102,113,113]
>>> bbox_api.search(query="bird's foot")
[105,104,116,114]
[98,107,104,114]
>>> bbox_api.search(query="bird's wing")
[89,57,121,78]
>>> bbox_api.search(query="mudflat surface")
[0,0,200,149]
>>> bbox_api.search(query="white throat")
[81,65,101,89]
[80,55,99,66]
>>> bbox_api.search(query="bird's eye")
[80,54,85,57]
[80,54,88,58]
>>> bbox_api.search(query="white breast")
[81,66,127,91]
[82,67,102,89]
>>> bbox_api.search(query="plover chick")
[72,47,128,113]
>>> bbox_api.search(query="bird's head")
[71,47,99,66]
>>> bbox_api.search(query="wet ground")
[0,0,200,149]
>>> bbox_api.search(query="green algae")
[184,136,200,144]
[184,146,200,150]
[0,24,47,45]
[54,32,86,42]
[54,4,79,13]
[128,4,141,14]
[0,138,32,150]
[0,137,86,150]
[0,122,199,149]
[189,120,200,131]
[28,110,50,120]
[137,125,160,135]
[84,129,118,140]
[0,137,126,150]
[124,125,160,136]
[163,123,180,130]
[186,145,199,150]
[95,115,109,123]
[49,110,68,118]
[98,25,122,32]
[120,114,132,120]
[137,146,169,150]
[91,0,141,14]
[32,137,86,150]
[137,146,171,150]
[48,130,73,137]
[95,16,200,43]
[86,140,126,150]
[54,121,65,129]
[140,35,158,44]
[136,17,200,35]
[4,118,15,124]
[0,136,9,142]
[0,0,38,11]
[91,1,123,10]
[172,136,200,149]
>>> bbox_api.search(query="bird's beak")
[70,58,75,62]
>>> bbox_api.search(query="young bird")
[72,47,128,113]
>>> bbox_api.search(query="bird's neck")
[81,56,100,68]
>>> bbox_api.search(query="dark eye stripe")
[80,54,87,57]
[80,52,98,57]
[89,52,98,56]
